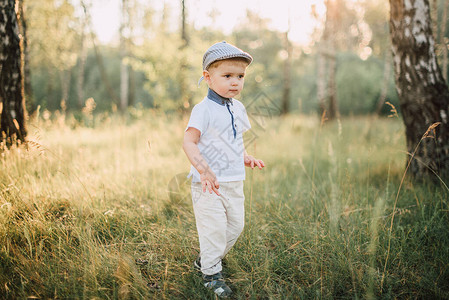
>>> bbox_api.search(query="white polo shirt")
[186,92,251,182]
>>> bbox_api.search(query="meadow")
[0,109,448,299]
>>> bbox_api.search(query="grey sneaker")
[193,256,201,272]
[203,272,232,298]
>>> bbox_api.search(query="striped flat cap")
[202,41,253,70]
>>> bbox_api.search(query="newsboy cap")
[202,41,253,71]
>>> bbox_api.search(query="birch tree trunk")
[120,0,129,111]
[389,0,449,180]
[317,0,332,118]
[327,48,339,119]
[281,31,291,115]
[0,0,26,143]
[326,0,340,120]
[17,0,32,108]
[61,69,71,107]
[317,48,327,116]
[180,0,192,111]
[440,0,448,81]
[376,53,392,115]
[431,0,438,41]
[77,11,88,109]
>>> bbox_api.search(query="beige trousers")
[191,181,245,275]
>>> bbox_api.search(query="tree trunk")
[327,50,339,119]
[317,48,327,116]
[180,0,192,111]
[120,0,129,111]
[327,0,339,119]
[128,66,135,107]
[389,0,449,180]
[321,0,340,120]
[82,1,120,108]
[61,69,71,107]
[376,53,392,115]
[120,52,129,111]
[17,0,32,110]
[181,0,188,47]
[281,31,291,115]
[317,0,331,118]
[77,12,88,109]
[0,0,26,143]
[440,0,448,81]
[431,0,438,41]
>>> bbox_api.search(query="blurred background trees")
[19,0,449,116]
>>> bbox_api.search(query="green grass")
[1,111,448,299]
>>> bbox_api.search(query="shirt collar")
[207,88,233,106]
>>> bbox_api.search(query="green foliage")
[361,0,390,57]
[28,0,79,71]
[336,53,398,115]
[25,1,401,116]
[1,112,448,298]
[27,0,80,110]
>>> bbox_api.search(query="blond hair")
[207,57,250,70]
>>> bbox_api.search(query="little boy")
[183,41,264,298]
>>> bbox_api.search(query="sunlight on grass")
[0,111,448,298]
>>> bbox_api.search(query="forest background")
[1,0,449,298]
[27,0,419,116]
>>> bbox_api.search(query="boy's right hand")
[200,170,220,196]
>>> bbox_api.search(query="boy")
[183,41,265,298]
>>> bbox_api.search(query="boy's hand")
[244,154,265,169]
[200,169,220,196]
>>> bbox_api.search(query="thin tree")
[314,1,327,117]
[325,0,340,120]
[179,0,192,111]
[281,30,292,115]
[82,1,120,107]
[375,53,392,115]
[17,0,32,109]
[0,0,26,143]
[77,3,89,109]
[317,0,340,120]
[431,0,438,41]
[389,0,449,180]
[439,0,448,81]
[119,0,129,111]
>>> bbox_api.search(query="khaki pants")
[191,181,245,275]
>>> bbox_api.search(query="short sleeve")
[186,103,209,135]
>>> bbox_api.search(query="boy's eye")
[224,75,231,78]
[239,75,244,79]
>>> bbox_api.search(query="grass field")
[1,110,448,299]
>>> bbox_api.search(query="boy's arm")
[183,127,220,195]
[244,150,265,169]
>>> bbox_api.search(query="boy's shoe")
[193,256,201,272]
[203,272,232,298]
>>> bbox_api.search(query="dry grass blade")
[385,102,399,118]
[381,122,442,291]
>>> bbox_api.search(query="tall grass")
[0,110,448,299]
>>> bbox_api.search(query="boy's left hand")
[244,154,265,169]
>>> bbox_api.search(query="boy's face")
[203,60,248,99]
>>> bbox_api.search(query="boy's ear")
[203,70,211,83]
